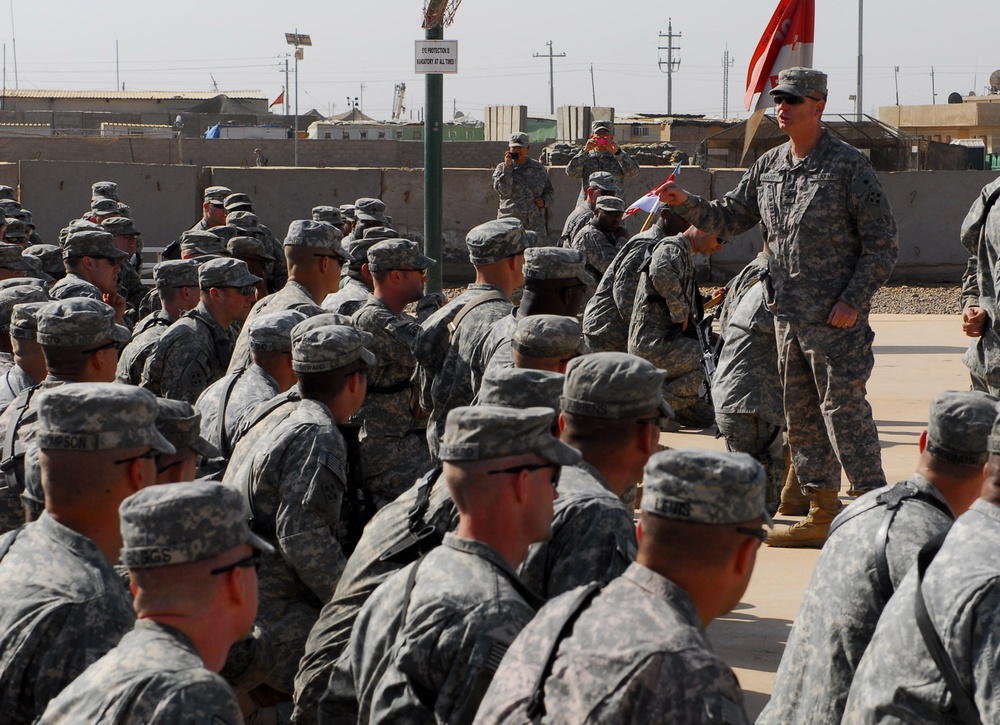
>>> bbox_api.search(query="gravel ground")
[438,284,962,315]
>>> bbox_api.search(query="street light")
[285,31,312,166]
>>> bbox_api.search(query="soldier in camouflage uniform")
[0,243,42,287]
[565,119,641,203]
[312,204,345,231]
[22,244,65,281]
[50,229,129,323]
[228,220,350,374]
[959,175,1000,394]
[568,195,627,283]
[0,284,47,378]
[0,383,172,725]
[559,170,623,248]
[476,449,766,725]
[628,224,724,424]
[492,132,554,239]
[195,309,304,479]
[351,238,435,507]
[0,299,48,412]
[0,298,131,529]
[662,68,898,545]
[100,216,146,313]
[713,252,786,512]
[292,368,564,724]
[483,313,588,380]
[224,323,373,698]
[141,258,260,403]
[416,218,527,458]
[116,259,201,386]
[843,434,1000,722]
[760,390,997,725]
[320,405,579,723]
[322,224,395,316]
[582,203,691,353]
[224,192,287,291]
[152,398,221,484]
[186,186,231,233]
[38,481,270,725]
[227,235,274,299]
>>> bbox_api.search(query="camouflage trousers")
[775,319,885,494]
[716,412,786,512]
[969,367,1000,397]
[361,431,432,510]
[649,335,704,412]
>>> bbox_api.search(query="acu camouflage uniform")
[492,158,554,238]
[560,200,596,248]
[37,621,243,725]
[568,216,623,280]
[323,276,372,317]
[628,233,705,413]
[842,498,1000,723]
[228,281,324,374]
[671,129,898,492]
[0,514,136,724]
[115,308,174,385]
[758,474,955,725]
[48,272,102,301]
[960,176,1000,394]
[320,534,542,724]
[565,145,640,203]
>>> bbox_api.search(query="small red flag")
[269,90,285,109]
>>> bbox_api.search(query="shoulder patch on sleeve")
[851,168,890,219]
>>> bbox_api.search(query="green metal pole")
[423,16,444,294]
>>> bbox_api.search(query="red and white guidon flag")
[625,162,682,217]
[744,0,815,112]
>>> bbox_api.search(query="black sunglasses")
[80,340,122,356]
[636,415,672,431]
[234,284,257,297]
[114,448,158,466]
[488,463,561,489]
[737,526,769,545]
[210,549,263,575]
[772,93,822,106]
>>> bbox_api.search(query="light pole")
[285,31,312,166]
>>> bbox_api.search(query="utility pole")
[533,41,565,114]
[894,66,900,106]
[284,58,290,116]
[590,63,596,106]
[856,0,864,121]
[360,83,366,114]
[658,20,682,115]
[423,0,447,294]
[284,30,312,167]
[115,40,120,92]
[722,47,734,118]
[931,66,937,104]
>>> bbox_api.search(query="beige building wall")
[880,99,1000,152]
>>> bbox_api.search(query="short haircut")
[41,342,100,377]
[296,359,367,400]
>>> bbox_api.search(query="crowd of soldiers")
[0,64,998,724]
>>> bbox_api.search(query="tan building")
[0,90,267,116]
[880,96,1000,152]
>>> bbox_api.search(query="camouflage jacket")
[320,534,539,724]
[569,218,625,279]
[671,130,898,324]
[565,147,640,201]
[37,620,242,725]
[475,562,749,724]
[492,158,554,238]
[518,460,637,600]
[0,514,136,725]
[323,277,372,317]
[228,281,324,374]
[960,176,1000,387]
[759,474,955,725]
[195,363,281,470]
[141,302,234,404]
[115,309,174,386]
[628,233,697,356]
[843,497,1000,723]
[560,201,595,247]
[0,364,36,415]
[48,272,102,302]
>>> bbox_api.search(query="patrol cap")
[361,226,398,241]
[226,211,263,235]
[207,225,239,244]
[228,236,274,262]
[561,352,673,420]
[91,181,119,201]
[180,230,229,258]
[291,324,376,374]
[595,196,626,214]
[924,390,998,464]
[508,132,529,148]
[36,298,131,347]
[466,217,528,265]
[312,205,344,224]
[522,246,594,287]
[0,286,48,332]
[118,480,273,570]
[478,368,564,411]
[587,171,622,193]
[204,186,232,205]
[101,216,140,237]
[7,208,30,223]
[0,276,48,292]
[58,219,102,246]
[35,383,175,455]
[2,220,28,242]
[223,192,255,212]
[198,257,261,290]
[592,119,613,133]
[642,449,770,525]
[290,312,354,335]
[340,204,357,221]
[512,314,589,358]
[439,405,580,465]
[284,220,351,262]
[247,309,307,353]
[354,198,388,224]
[0,185,15,201]
[154,398,221,459]
[0,199,21,214]
[9,300,48,340]
[770,67,828,99]
[117,203,132,218]
[0,242,35,271]
[153,259,201,289]
[91,197,121,216]
[22,245,64,278]
[63,229,129,261]
[344,227,397,269]
[367,239,435,272]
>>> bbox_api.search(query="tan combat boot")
[766,490,842,548]
[776,461,809,516]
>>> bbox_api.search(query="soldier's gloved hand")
[416,293,446,321]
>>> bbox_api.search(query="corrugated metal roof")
[0,90,266,100]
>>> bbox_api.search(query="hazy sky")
[2,0,995,122]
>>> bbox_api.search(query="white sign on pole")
[415,40,459,74]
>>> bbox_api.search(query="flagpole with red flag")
[269,89,285,111]
[741,0,815,163]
